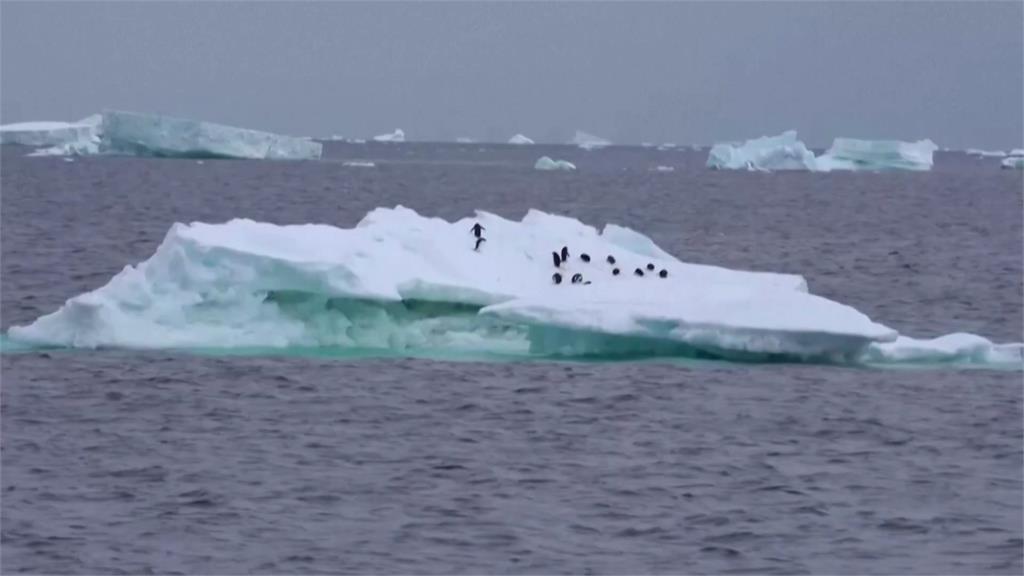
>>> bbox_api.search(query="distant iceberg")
[707,130,817,171]
[817,138,938,172]
[1001,156,1024,169]
[1010,148,1024,157]
[652,165,675,172]
[455,137,475,144]
[708,130,938,172]
[373,129,405,143]
[343,160,375,168]
[657,143,677,151]
[13,111,321,160]
[572,130,611,150]
[508,134,534,145]
[1,115,101,148]
[534,156,576,171]
[966,148,1006,158]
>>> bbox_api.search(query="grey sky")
[2,2,1021,148]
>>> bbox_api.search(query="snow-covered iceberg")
[1,115,101,148]
[508,134,534,145]
[572,130,612,150]
[817,138,938,172]
[534,156,576,171]
[1001,156,1024,169]
[6,207,1019,367]
[707,131,817,171]
[373,129,405,143]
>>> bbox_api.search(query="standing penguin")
[552,272,563,284]
[561,246,569,261]
[552,251,562,268]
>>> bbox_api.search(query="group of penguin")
[470,222,669,286]
[551,245,668,285]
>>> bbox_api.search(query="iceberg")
[571,130,612,150]
[652,165,675,172]
[373,129,405,143]
[1,115,101,148]
[1001,156,1024,169]
[456,137,475,144]
[534,156,576,171]
[965,148,1006,158]
[342,160,375,168]
[508,134,534,145]
[6,207,1019,367]
[817,138,937,172]
[707,130,817,171]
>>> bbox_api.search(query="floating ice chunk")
[508,134,534,145]
[534,156,576,171]
[343,160,375,168]
[652,165,675,172]
[640,142,656,148]
[965,148,1006,157]
[373,129,405,143]
[572,130,612,150]
[95,110,322,160]
[1001,156,1024,169]
[707,130,817,171]
[863,334,1023,367]
[817,138,937,172]
[0,116,100,148]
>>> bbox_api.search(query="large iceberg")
[1002,156,1024,169]
[817,137,938,172]
[708,131,938,172]
[508,134,534,145]
[534,156,576,171]
[0,115,101,148]
[373,129,405,143]
[707,131,817,171]
[7,207,1020,367]
[571,130,612,150]
[11,111,321,160]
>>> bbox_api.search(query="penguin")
[659,269,668,278]
[470,222,485,238]
[583,281,592,285]
[634,268,644,277]
[474,237,487,251]
[552,272,563,284]
[571,273,583,284]
[580,253,591,263]
[646,263,655,271]
[552,251,561,268]
[607,255,616,265]
[612,268,620,276]
[561,246,569,261]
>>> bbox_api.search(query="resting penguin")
[607,255,616,265]
[612,268,620,276]
[634,268,644,277]
[646,263,655,271]
[474,237,487,251]
[571,273,583,284]
[553,272,563,284]
[659,269,668,278]
[580,253,591,263]
[561,246,569,261]
[552,251,561,268]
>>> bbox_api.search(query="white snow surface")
[534,156,576,171]
[373,129,405,143]
[7,207,1018,366]
[707,131,817,171]
[508,134,534,145]
[571,130,612,150]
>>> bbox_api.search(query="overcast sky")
[2,2,1021,148]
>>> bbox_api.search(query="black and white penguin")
[612,268,620,276]
[580,253,591,263]
[571,273,583,284]
[659,269,668,278]
[561,246,569,261]
[634,268,644,277]
[470,222,485,238]
[474,237,487,251]
[553,272,563,284]
[552,251,561,268]
[607,255,616,265]
[646,263,655,271]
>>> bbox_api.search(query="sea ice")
[508,134,534,145]
[707,130,817,171]
[373,129,405,143]
[572,130,612,150]
[6,207,1018,366]
[534,156,576,171]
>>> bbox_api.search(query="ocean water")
[1,143,1021,574]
